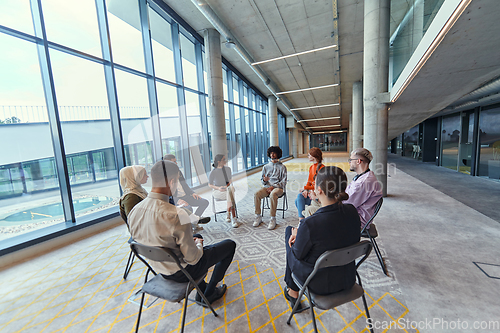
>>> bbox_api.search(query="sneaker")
[231,217,239,228]
[198,216,211,224]
[268,217,277,230]
[226,213,232,223]
[253,215,262,227]
[198,284,227,308]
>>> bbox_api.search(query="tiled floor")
[0,154,416,333]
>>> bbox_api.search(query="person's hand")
[266,186,274,194]
[192,193,201,200]
[309,190,316,200]
[194,237,204,246]
[302,190,309,199]
[177,199,188,207]
[263,176,270,182]
[288,227,298,247]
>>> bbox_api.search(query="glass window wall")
[478,106,500,179]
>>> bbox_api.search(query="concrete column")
[352,81,363,150]
[363,0,390,196]
[298,132,304,155]
[304,134,310,152]
[291,128,299,157]
[348,114,353,153]
[204,29,226,157]
[268,96,279,146]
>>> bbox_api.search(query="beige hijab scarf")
[119,165,148,200]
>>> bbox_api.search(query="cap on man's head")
[351,148,373,163]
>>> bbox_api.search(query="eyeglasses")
[348,158,357,162]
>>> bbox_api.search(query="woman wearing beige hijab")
[119,165,148,225]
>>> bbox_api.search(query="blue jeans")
[295,193,311,218]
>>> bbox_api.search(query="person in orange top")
[295,147,325,224]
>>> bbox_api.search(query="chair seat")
[310,284,364,310]
[361,223,378,238]
[142,273,206,303]
[292,273,364,310]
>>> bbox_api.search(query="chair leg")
[306,289,318,333]
[123,251,135,280]
[193,282,218,317]
[180,283,191,333]
[362,293,374,333]
[135,292,146,333]
[369,235,388,275]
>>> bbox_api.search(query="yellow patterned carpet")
[0,159,417,333]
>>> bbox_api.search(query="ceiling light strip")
[313,130,346,134]
[277,83,339,95]
[297,116,340,123]
[251,45,337,66]
[291,103,340,111]
[391,0,472,103]
[306,124,341,129]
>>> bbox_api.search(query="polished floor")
[1,152,498,332]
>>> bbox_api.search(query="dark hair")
[212,154,225,168]
[150,160,180,189]
[315,166,349,201]
[267,146,282,159]
[309,147,323,163]
[163,154,176,161]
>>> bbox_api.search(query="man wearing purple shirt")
[345,148,383,230]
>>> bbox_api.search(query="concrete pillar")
[348,114,353,153]
[291,128,299,157]
[352,81,363,150]
[304,134,310,152]
[298,132,304,155]
[204,29,226,157]
[363,0,390,196]
[268,96,279,146]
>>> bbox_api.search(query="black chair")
[129,241,218,333]
[360,197,387,275]
[123,236,136,279]
[261,191,288,218]
[286,241,374,333]
[211,194,238,222]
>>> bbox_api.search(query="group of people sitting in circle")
[118,147,382,310]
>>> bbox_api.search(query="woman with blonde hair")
[209,154,239,228]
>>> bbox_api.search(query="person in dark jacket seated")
[283,166,361,311]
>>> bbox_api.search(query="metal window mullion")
[471,107,480,176]
[238,80,247,170]
[172,23,192,183]
[31,0,75,222]
[195,42,210,174]
[95,0,125,174]
[138,0,162,163]
[255,98,262,165]
[226,72,237,171]
[247,93,255,167]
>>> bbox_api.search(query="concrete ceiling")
[161,0,500,138]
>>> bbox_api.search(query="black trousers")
[163,239,236,296]
[284,226,300,292]
[177,194,209,217]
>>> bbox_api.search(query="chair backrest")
[130,241,182,268]
[300,240,373,291]
[315,240,373,270]
[360,197,383,234]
